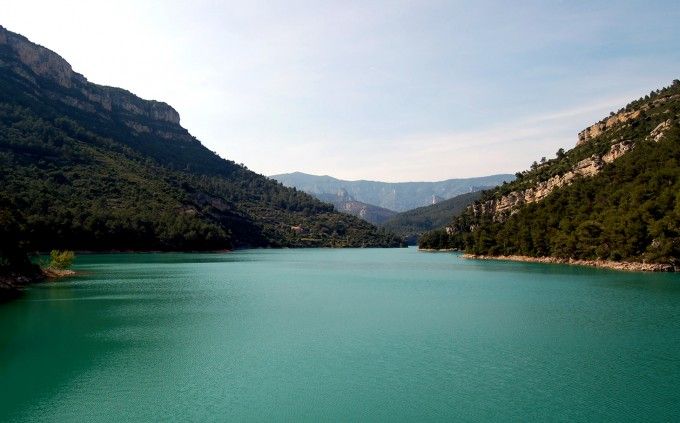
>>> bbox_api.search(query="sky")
[3,0,680,181]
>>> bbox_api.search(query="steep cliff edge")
[0,26,180,126]
[420,80,680,269]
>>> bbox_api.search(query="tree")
[48,250,75,270]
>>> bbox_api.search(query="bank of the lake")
[1,248,680,421]
[463,253,677,272]
[1,265,78,302]
[0,272,42,301]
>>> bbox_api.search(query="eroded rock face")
[648,119,672,142]
[480,140,635,219]
[577,95,680,146]
[577,110,640,146]
[0,25,181,127]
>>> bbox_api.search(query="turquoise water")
[1,248,679,421]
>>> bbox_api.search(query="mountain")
[420,80,680,270]
[0,25,403,254]
[380,191,484,244]
[270,172,513,212]
[314,189,397,225]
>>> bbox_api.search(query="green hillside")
[0,26,402,254]
[420,80,680,267]
[380,191,483,244]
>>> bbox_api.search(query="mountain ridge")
[271,171,513,212]
[0,25,403,259]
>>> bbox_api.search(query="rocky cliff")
[421,80,680,268]
[474,99,676,221]
[577,94,680,145]
[0,25,185,139]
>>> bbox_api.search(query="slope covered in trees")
[0,26,403,254]
[420,81,680,268]
[380,191,483,244]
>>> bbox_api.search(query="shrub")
[48,250,75,270]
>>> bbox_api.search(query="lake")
[1,248,679,421]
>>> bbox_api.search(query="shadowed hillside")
[0,26,403,253]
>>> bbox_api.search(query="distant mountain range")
[271,172,514,212]
[314,189,397,225]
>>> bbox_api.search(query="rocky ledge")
[0,25,182,127]
[468,114,675,222]
[463,254,677,272]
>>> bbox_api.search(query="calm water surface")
[1,248,679,421]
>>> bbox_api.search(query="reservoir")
[1,248,679,421]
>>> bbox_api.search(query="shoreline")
[418,248,461,252]
[0,268,78,302]
[462,254,676,272]
[0,271,44,302]
[42,268,77,278]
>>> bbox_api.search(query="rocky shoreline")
[0,271,44,301]
[418,248,460,252]
[462,254,677,272]
[0,268,77,302]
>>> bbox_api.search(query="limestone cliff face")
[0,25,183,132]
[475,141,634,218]
[577,95,680,146]
[577,110,640,146]
[469,116,675,223]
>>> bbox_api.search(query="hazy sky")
[3,1,680,181]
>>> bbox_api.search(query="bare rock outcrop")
[0,25,181,127]
[648,119,672,142]
[577,110,640,146]
[577,95,679,146]
[477,140,635,219]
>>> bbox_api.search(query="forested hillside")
[420,81,680,268]
[380,191,482,244]
[0,26,402,253]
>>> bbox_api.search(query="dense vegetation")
[0,27,403,260]
[0,206,39,275]
[380,191,483,244]
[420,81,680,266]
[0,205,42,297]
